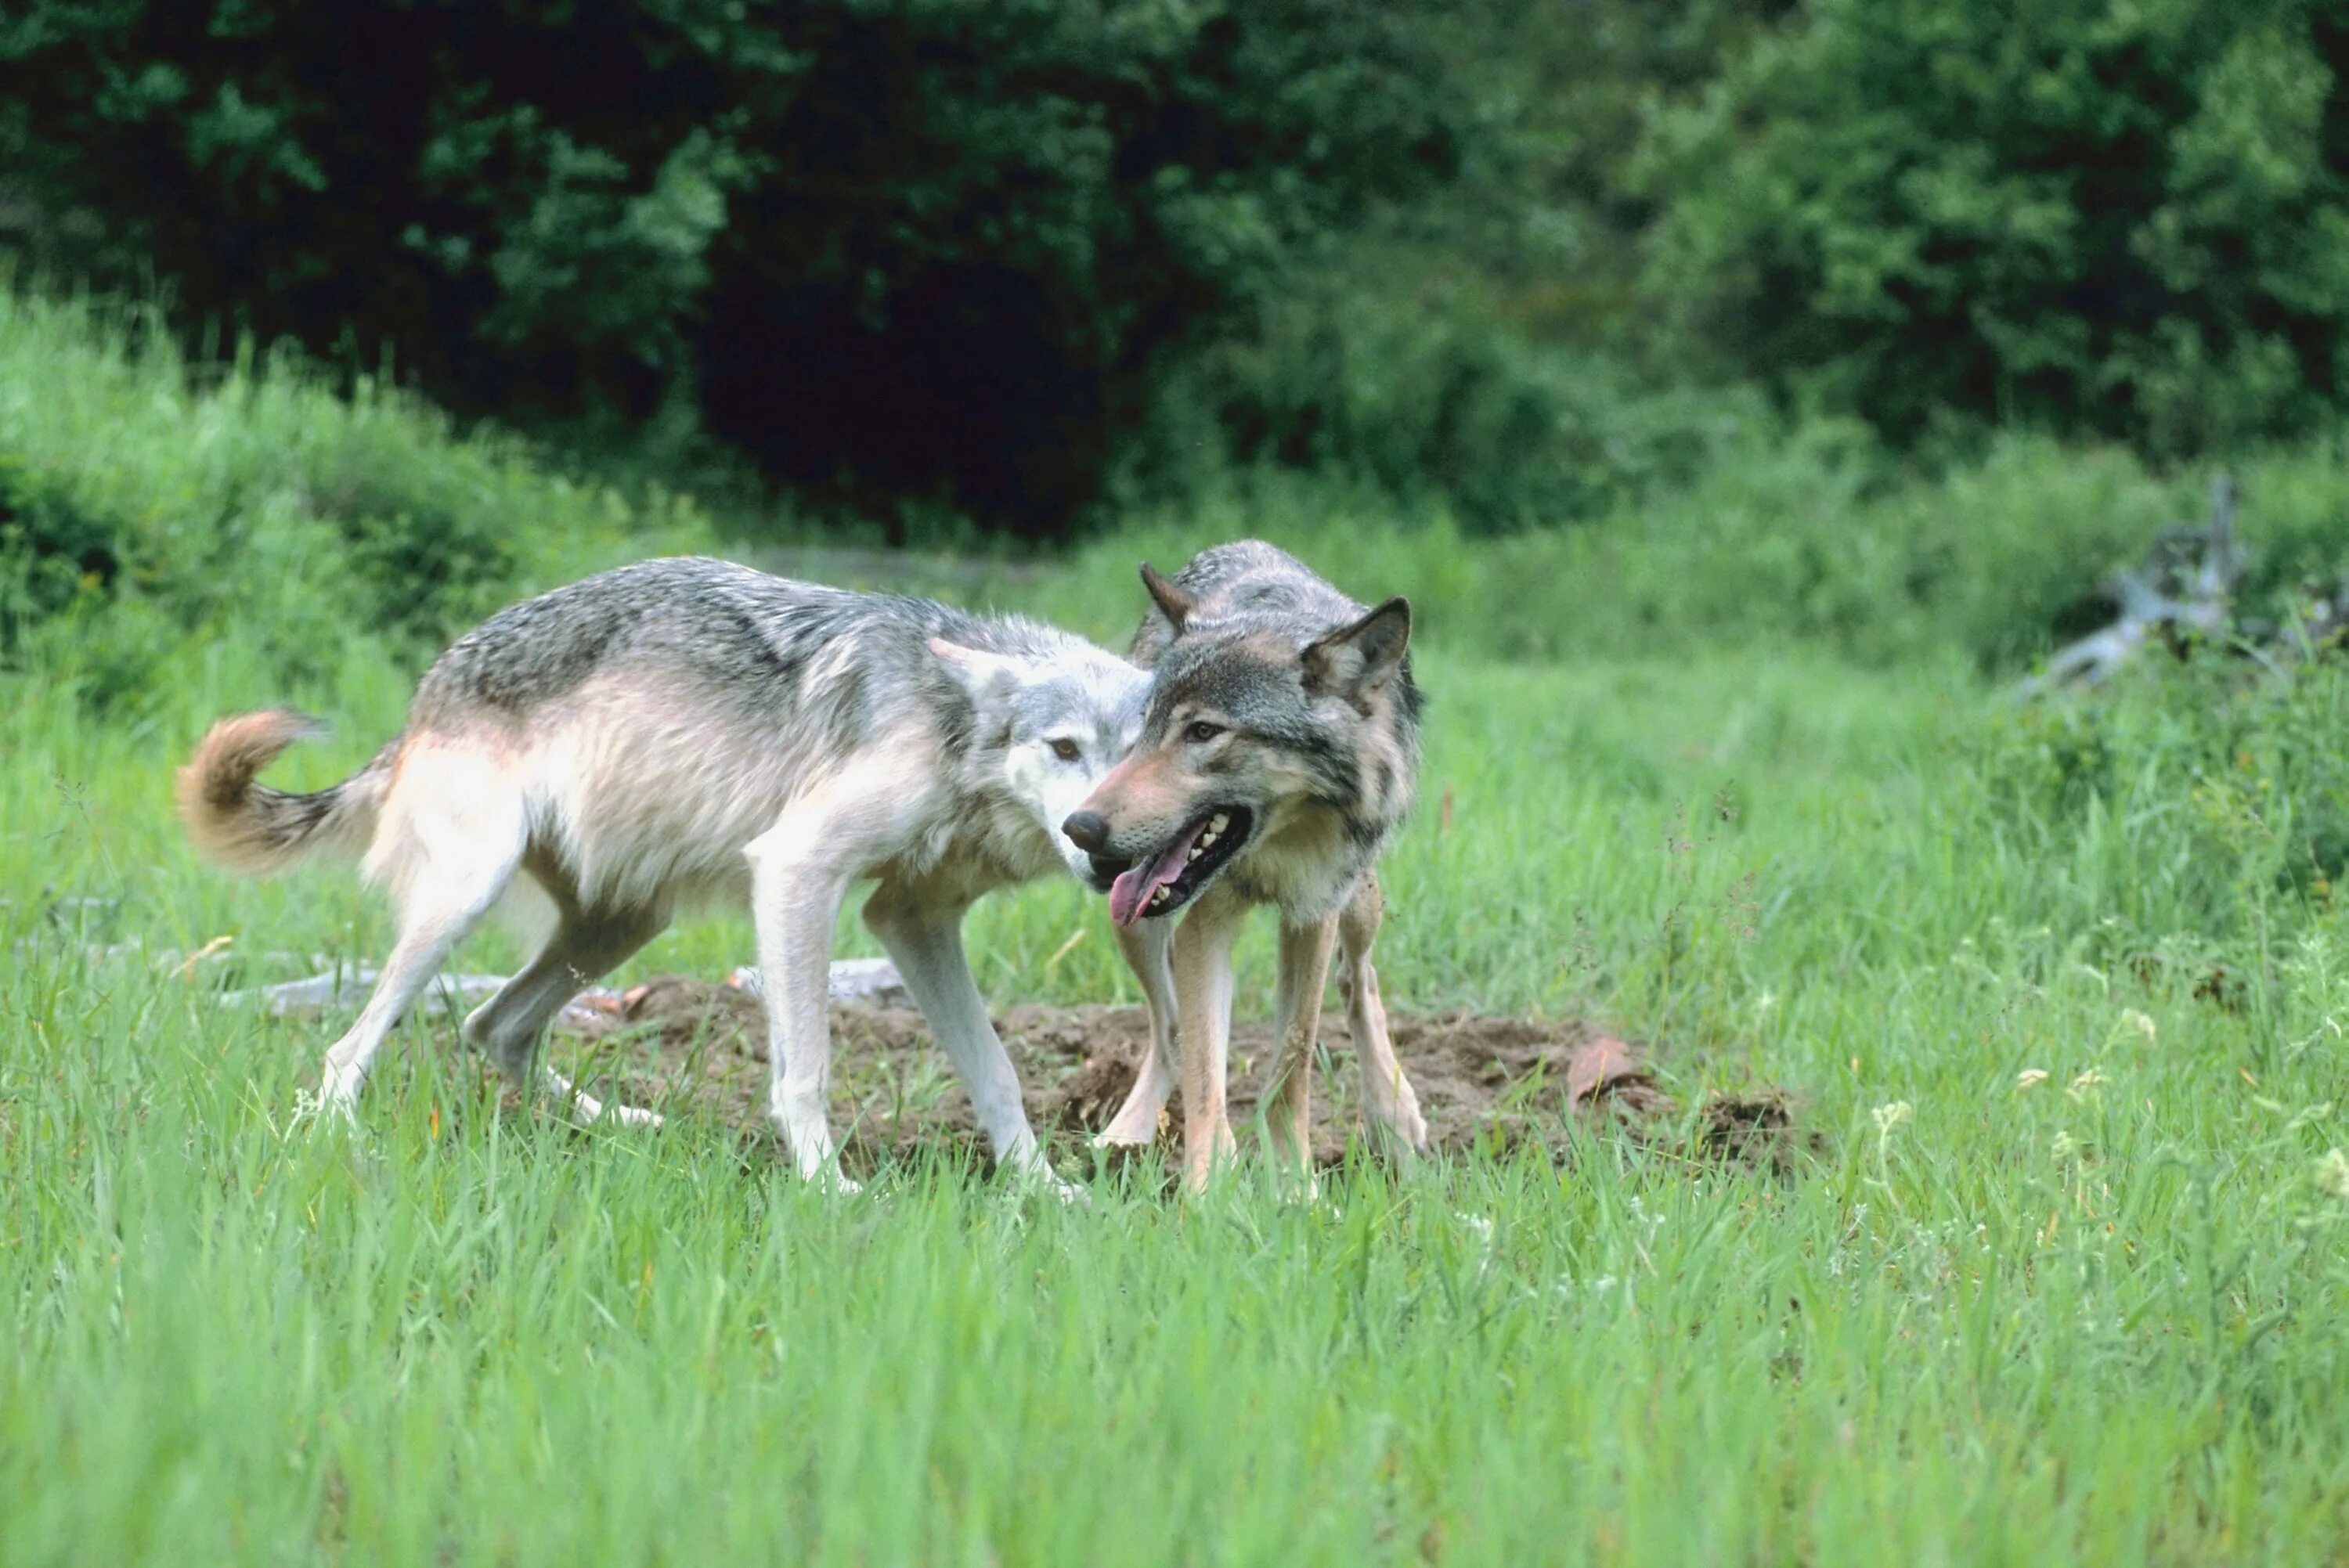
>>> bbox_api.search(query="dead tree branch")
[2018,475,2241,697]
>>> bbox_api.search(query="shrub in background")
[0,288,707,708]
[1642,0,2349,456]
[0,0,1478,539]
[1037,432,2349,672]
[1124,246,1770,535]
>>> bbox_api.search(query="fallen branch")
[215,957,911,1020]
[2018,474,2240,697]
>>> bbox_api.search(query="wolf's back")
[177,711,390,874]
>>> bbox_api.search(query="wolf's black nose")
[1062,811,1110,852]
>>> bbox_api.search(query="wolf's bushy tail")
[176,710,392,874]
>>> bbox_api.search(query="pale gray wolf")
[179,557,1146,1191]
[1062,541,1430,1190]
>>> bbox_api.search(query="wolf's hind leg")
[1338,873,1427,1154]
[1097,917,1178,1148]
[863,879,1070,1195]
[316,784,526,1116]
[463,904,668,1126]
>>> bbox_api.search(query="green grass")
[9,618,2349,1563]
[10,286,2349,1562]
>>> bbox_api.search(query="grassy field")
[9,622,2349,1563]
[9,291,2349,1561]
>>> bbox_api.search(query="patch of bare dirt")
[549,975,1815,1178]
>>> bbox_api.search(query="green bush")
[0,0,1480,538]
[0,287,709,707]
[1027,431,2349,672]
[0,449,117,647]
[1641,0,2349,456]
[1972,644,2349,943]
[1125,247,1770,534]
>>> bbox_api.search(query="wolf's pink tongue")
[1107,820,1207,927]
[1106,865,1154,928]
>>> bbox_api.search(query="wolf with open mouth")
[1061,540,1431,1188]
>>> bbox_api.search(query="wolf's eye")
[1049,737,1081,762]
[1184,721,1225,744]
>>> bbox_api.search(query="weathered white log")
[2018,474,2239,697]
[213,957,910,1018]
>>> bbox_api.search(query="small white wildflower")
[1871,1101,1914,1135]
[2015,1069,2050,1092]
[2315,1148,2349,1200]
[2119,1009,2157,1043]
[2066,1068,2109,1103]
[2051,1130,2080,1164]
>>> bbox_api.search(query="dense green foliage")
[15,282,2349,696]
[22,1,2349,535]
[1117,0,1786,532]
[0,0,1471,535]
[1647,0,2349,454]
[0,290,705,706]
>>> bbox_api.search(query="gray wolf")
[179,557,1146,1190]
[1061,541,1430,1190]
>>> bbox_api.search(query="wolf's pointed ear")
[1139,563,1195,630]
[929,637,1022,706]
[1302,598,1411,705]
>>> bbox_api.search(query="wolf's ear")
[1139,563,1195,630]
[1302,597,1411,705]
[929,637,1022,707]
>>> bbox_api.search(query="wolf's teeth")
[1187,844,1203,862]
[1210,813,1229,834]
[1199,830,1218,849]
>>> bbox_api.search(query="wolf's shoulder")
[1168,540,1311,593]
[1178,542,1362,632]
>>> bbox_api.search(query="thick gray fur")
[181,556,1148,1191]
[1078,541,1428,1178]
[1131,540,1421,914]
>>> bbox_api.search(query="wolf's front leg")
[1170,885,1246,1193]
[745,827,858,1188]
[1264,912,1339,1191]
[1339,873,1426,1154]
[862,879,1074,1198]
[1098,916,1178,1147]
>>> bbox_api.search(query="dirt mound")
[550,975,1813,1178]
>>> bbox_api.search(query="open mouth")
[1106,807,1254,927]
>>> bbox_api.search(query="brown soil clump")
[545,975,1813,1178]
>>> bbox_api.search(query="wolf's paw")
[799,1164,862,1196]
[1091,1104,1168,1149]
[1030,1168,1089,1207]
[1368,1093,1428,1157]
[308,1071,364,1129]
